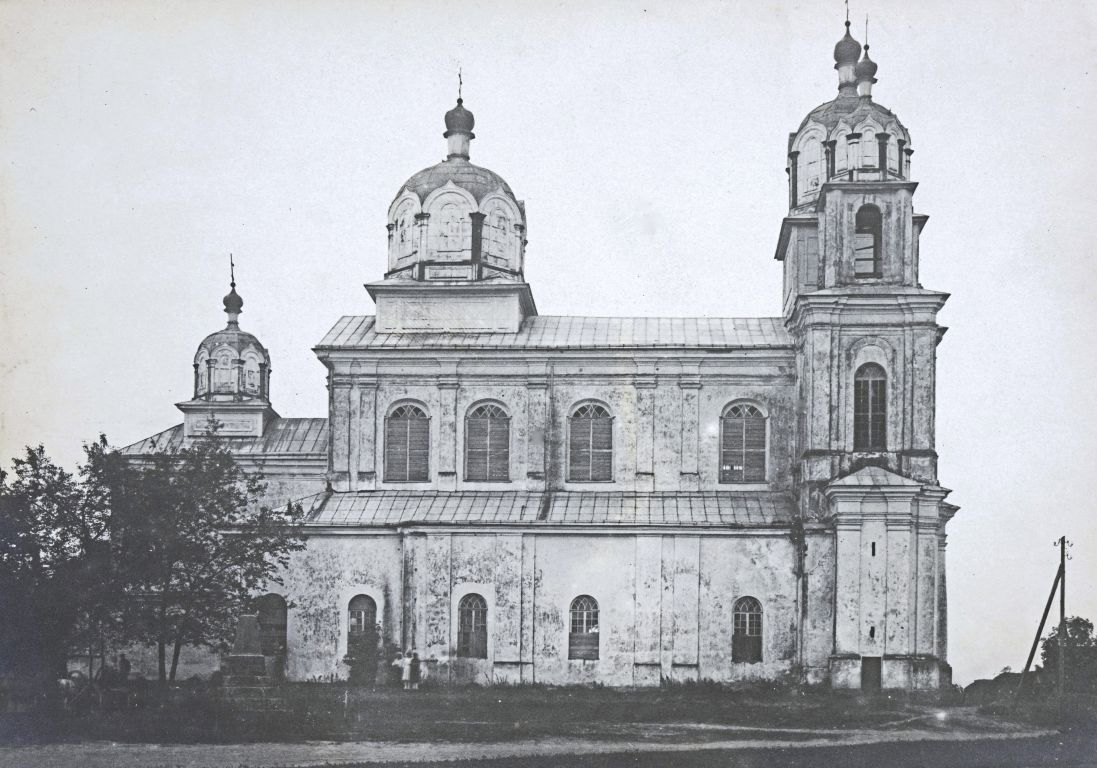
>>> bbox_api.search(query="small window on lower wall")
[732,596,763,663]
[569,595,600,660]
[457,593,488,659]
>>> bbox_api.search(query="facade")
[123,21,958,690]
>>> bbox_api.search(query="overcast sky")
[2,0,1095,685]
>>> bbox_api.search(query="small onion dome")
[855,45,878,81]
[834,21,862,68]
[444,98,475,138]
[223,284,243,315]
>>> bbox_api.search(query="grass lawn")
[0,681,967,745]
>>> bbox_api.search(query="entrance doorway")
[861,656,882,692]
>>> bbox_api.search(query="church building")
[123,20,958,691]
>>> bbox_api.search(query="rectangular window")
[465,416,510,481]
[720,414,766,483]
[569,416,613,482]
[385,416,430,481]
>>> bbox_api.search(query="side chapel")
[124,20,958,690]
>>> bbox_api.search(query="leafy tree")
[0,439,117,681]
[109,427,305,682]
[1041,616,1097,693]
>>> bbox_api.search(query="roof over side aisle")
[317,316,792,350]
[308,491,796,528]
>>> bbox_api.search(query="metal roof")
[317,316,791,350]
[120,418,329,456]
[308,491,795,528]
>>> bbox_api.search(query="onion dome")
[390,97,522,209]
[192,277,271,401]
[855,45,878,82]
[833,21,862,68]
[223,283,243,317]
[444,98,475,139]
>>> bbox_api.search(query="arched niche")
[242,347,264,396]
[854,119,883,168]
[478,192,521,271]
[423,183,476,259]
[387,192,422,268]
[794,126,825,203]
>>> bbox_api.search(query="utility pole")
[1057,535,1068,718]
[1015,535,1071,710]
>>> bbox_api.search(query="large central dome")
[384,98,527,283]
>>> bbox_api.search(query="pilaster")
[678,375,701,489]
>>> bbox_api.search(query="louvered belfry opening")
[853,364,887,451]
[457,593,488,658]
[568,595,600,660]
[465,403,510,481]
[853,204,883,277]
[720,403,767,483]
[732,596,763,663]
[385,403,430,482]
[568,403,613,482]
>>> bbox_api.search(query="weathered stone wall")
[276,528,831,686]
[277,534,403,681]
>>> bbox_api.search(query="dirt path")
[0,722,1056,768]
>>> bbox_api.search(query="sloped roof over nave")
[318,315,792,350]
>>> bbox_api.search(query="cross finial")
[458,66,463,102]
[865,14,869,45]
[845,0,849,23]
[229,253,236,288]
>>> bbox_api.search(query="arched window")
[568,403,613,482]
[457,593,488,658]
[732,596,763,663]
[569,595,600,660]
[385,404,430,482]
[853,205,882,277]
[348,594,378,655]
[720,403,767,483]
[254,593,287,657]
[465,403,510,482]
[854,364,887,451]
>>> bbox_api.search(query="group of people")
[391,649,421,690]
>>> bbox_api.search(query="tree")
[0,439,117,681]
[1041,616,1097,694]
[109,427,305,682]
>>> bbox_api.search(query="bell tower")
[776,19,958,690]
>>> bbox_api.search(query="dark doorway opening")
[861,656,882,692]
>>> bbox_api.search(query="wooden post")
[1015,565,1061,701]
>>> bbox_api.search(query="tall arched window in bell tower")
[854,363,887,451]
[853,205,882,277]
